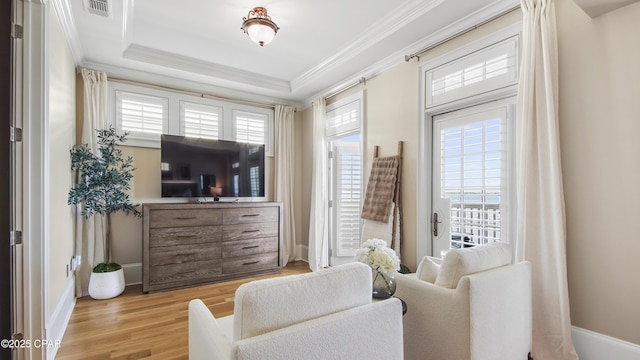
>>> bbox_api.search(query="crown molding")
[301,0,520,105]
[50,0,84,65]
[290,0,446,92]
[122,44,292,94]
[80,59,304,108]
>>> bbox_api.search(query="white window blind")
[115,91,167,136]
[333,143,362,257]
[425,36,518,108]
[181,101,221,139]
[234,110,266,144]
[326,99,360,137]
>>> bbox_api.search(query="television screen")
[160,135,265,198]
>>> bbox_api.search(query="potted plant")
[68,127,141,299]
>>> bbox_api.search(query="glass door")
[431,99,515,257]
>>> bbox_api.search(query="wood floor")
[55,261,311,360]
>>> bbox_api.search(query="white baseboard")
[122,262,142,285]
[45,277,76,360]
[573,326,640,360]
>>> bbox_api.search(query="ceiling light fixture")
[241,7,279,47]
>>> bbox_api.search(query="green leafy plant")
[68,127,142,272]
[398,263,411,274]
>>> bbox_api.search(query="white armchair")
[395,242,532,360]
[189,262,404,360]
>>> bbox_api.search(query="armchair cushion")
[233,262,372,340]
[435,241,512,289]
[415,256,441,283]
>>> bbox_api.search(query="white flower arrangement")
[354,238,400,276]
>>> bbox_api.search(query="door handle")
[432,212,442,237]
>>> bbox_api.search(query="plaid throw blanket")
[361,156,398,223]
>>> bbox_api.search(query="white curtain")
[516,1,578,359]
[75,68,108,297]
[308,98,328,271]
[274,105,296,265]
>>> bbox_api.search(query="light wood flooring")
[55,261,311,360]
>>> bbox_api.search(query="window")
[234,110,266,144]
[326,98,360,138]
[425,34,519,109]
[114,91,168,146]
[417,24,521,261]
[332,140,362,256]
[181,101,222,140]
[327,93,363,265]
[109,82,274,155]
[432,101,515,256]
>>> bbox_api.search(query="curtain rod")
[324,76,367,100]
[404,5,520,62]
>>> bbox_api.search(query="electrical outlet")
[70,255,81,271]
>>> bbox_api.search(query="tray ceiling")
[58,0,520,104]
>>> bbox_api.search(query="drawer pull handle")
[176,216,197,220]
[242,214,260,217]
[243,261,260,266]
[243,229,260,233]
[242,245,260,250]
[176,235,195,239]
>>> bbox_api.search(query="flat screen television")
[160,135,265,199]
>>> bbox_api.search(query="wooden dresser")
[142,202,283,293]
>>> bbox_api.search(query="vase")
[88,268,125,300]
[372,269,396,299]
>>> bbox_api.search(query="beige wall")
[297,1,640,346]
[557,0,640,345]
[47,6,76,315]
[80,0,640,346]
[297,10,522,271]
[110,139,278,270]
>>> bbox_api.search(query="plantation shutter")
[433,104,510,255]
[234,110,266,144]
[181,102,222,139]
[326,99,359,138]
[425,36,518,108]
[333,142,362,257]
[115,91,167,136]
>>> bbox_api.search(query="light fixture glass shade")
[246,22,276,46]
[241,7,279,47]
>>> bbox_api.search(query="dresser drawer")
[149,226,222,247]
[149,209,222,228]
[223,207,278,225]
[149,243,222,266]
[223,222,279,241]
[149,260,222,286]
[222,253,279,275]
[222,237,279,258]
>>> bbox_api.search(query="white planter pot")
[88,268,125,300]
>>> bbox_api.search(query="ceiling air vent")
[84,0,111,18]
